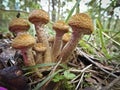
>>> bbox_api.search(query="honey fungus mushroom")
[52,20,69,62]
[9,18,30,36]
[62,33,71,48]
[33,43,46,64]
[48,36,55,49]
[12,33,42,78]
[28,9,52,64]
[58,13,94,63]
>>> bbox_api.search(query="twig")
[76,48,118,78]
[70,65,92,90]
[69,64,92,73]
[75,72,85,90]
[102,76,120,90]
[0,8,29,14]
[71,64,92,84]
[29,77,45,85]
[71,73,81,83]
[104,63,120,82]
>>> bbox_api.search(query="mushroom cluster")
[9,9,94,78]
[58,13,94,63]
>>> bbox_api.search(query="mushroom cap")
[28,9,49,24]
[62,33,71,43]
[33,43,46,52]
[48,36,54,43]
[53,20,69,33]
[68,13,94,34]
[9,18,30,33]
[12,33,36,49]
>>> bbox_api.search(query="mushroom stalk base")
[21,49,42,78]
[52,33,63,62]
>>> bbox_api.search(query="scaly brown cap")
[9,18,30,33]
[48,36,54,43]
[53,20,69,33]
[29,9,49,24]
[12,33,36,49]
[33,43,46,52]
[62,33,71,43]
[68,13,94,34]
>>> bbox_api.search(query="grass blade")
[22,63,56,70]
[102,32,120,46]
[65,0,81,23]
[96,19,110,59]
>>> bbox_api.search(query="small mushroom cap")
[48,36,54,43]
[33,43,46,52]
[9,18,30,33]
[12,33,36,49]
[62,33,71,43]
[29,9,49,24]
[68,13,94,34]
[53,20,69,33]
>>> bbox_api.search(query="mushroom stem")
[26,49,36,66]
[59,29,83,63]
[21,48,36,66]
[52,20,69,62]
[52,32,63,60]
[34,23,52,64]
[35,53,43,64]
[34,23,44,42]
[21,49,29,66]
[26,49,42,78]
[33,43,46,64]
[21,48,42,78]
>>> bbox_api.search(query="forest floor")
[0,34,120,90]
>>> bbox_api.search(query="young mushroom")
[52,20,69,62]
[58,13,94,63]
[9,18,30,36]
[12,33,42,78]
[48,36,55,49]
[33,43,46,64]
[62,33,71,48]
[28,9,52,64]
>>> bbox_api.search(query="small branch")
[102,76,120,90]
[75,72,85,90]
[71,73,81,83]
[0,8,29,14]
[50,58,62,74]
[76,48,118,78]
[29,77,45,85]
[70,64,92,83]
[69,64,92,73]
[70,65,92,90]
